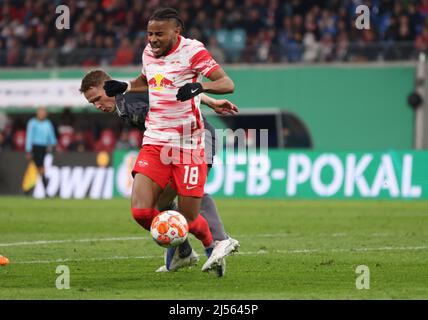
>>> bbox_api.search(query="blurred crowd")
[1,0,428,67]
[0,108,143,153]
[0,108,311,152]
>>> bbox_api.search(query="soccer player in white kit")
[104,8,239,273]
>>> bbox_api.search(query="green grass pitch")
[0,197,427,299]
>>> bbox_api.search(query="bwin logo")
[33,154,113,199]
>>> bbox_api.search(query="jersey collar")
[165,35,181,57]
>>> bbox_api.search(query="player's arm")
[103,75,148,97]
[128,75,148,93]
[116,93,149,132]
[176,68,234,102]
[200,93,238,115]
[202,68,235,95]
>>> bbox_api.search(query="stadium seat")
[111,39,135,66]
[215,29,229,47]
[128,129,142,148]
[12,129,26,151]
[216,29,246,63]
[94,128,116,153]
[57,129,74,152]
[230,29,246,50]
[228,29,246,62]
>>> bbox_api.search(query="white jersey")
[141,35,220,149]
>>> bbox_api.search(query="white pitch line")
[0,236,149,247]
[10,245,428,265]
[0,232,400,248]
[331,245,428,252]
[12,254,162,265]
[0,234,292,247]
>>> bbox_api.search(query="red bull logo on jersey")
[148,74,174,91]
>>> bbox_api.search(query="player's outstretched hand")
[176,83,204,101]
[103,80,128,97]
[211,99,239,115]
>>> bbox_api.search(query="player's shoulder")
[179,37,207,60]
[181,37,206,51]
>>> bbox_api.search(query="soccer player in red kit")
[104,8,238,273]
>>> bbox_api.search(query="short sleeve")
[189,43,220,77]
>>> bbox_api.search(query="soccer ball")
[150,210,189,248]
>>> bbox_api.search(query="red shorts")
[132,144,207,197]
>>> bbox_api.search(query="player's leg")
[178,192,239,273]
[131,173,162,230]
[201,146,240,275]
[158,185,228,242]
[178,195,214,249]
[177,194,225,274]
[172,148,237,273]
[163,150,228,245]
[156,183,177,212]
[172,153,214,251]
[158,194,206,272]
[200,193,240,277]
[156,186,236,273]
[130,145,170,232]
[200,193,228,241]
[200,193,240,273]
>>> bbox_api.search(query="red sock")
[131,208,159,231]
[188,214,213,248]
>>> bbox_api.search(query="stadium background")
[1,0,427,199]
[1,0,428,300]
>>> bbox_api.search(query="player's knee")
[184,211,199,222]
[131,207,157,231]
[131,192,153,209]
[178,203,200,222]
[156,201,176,212]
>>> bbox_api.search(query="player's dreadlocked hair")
[149,7,185,31]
